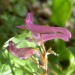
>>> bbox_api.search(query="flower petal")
[16,13,71,41]
[6,41,39,59]
[42,33,69,42]
[16,25,27,29]
[32,32,41,41]
[25,13,71,38]
[17,24,71,39]
[26,23,71,38]
[25,13,34,23]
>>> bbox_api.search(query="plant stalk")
[41,42,48,75]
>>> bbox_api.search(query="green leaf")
[13,3,27,17]
[1,31,38,75]
[51,0,73,26]
[55,40,70,60]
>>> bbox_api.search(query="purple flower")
[6,41,40,59]
[6,13,72,60]
[17,13,71,42]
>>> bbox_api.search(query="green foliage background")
[0,0,75,75]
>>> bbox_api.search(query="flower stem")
[41,42,48,75]
[43,51,48,75]
[40,34,48,75]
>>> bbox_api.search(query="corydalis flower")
[17,13,71,42]
[6,41,40,59]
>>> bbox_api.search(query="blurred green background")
[0,0,75,75]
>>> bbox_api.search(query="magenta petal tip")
[25,13,34,23]
[16,26,27,29]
